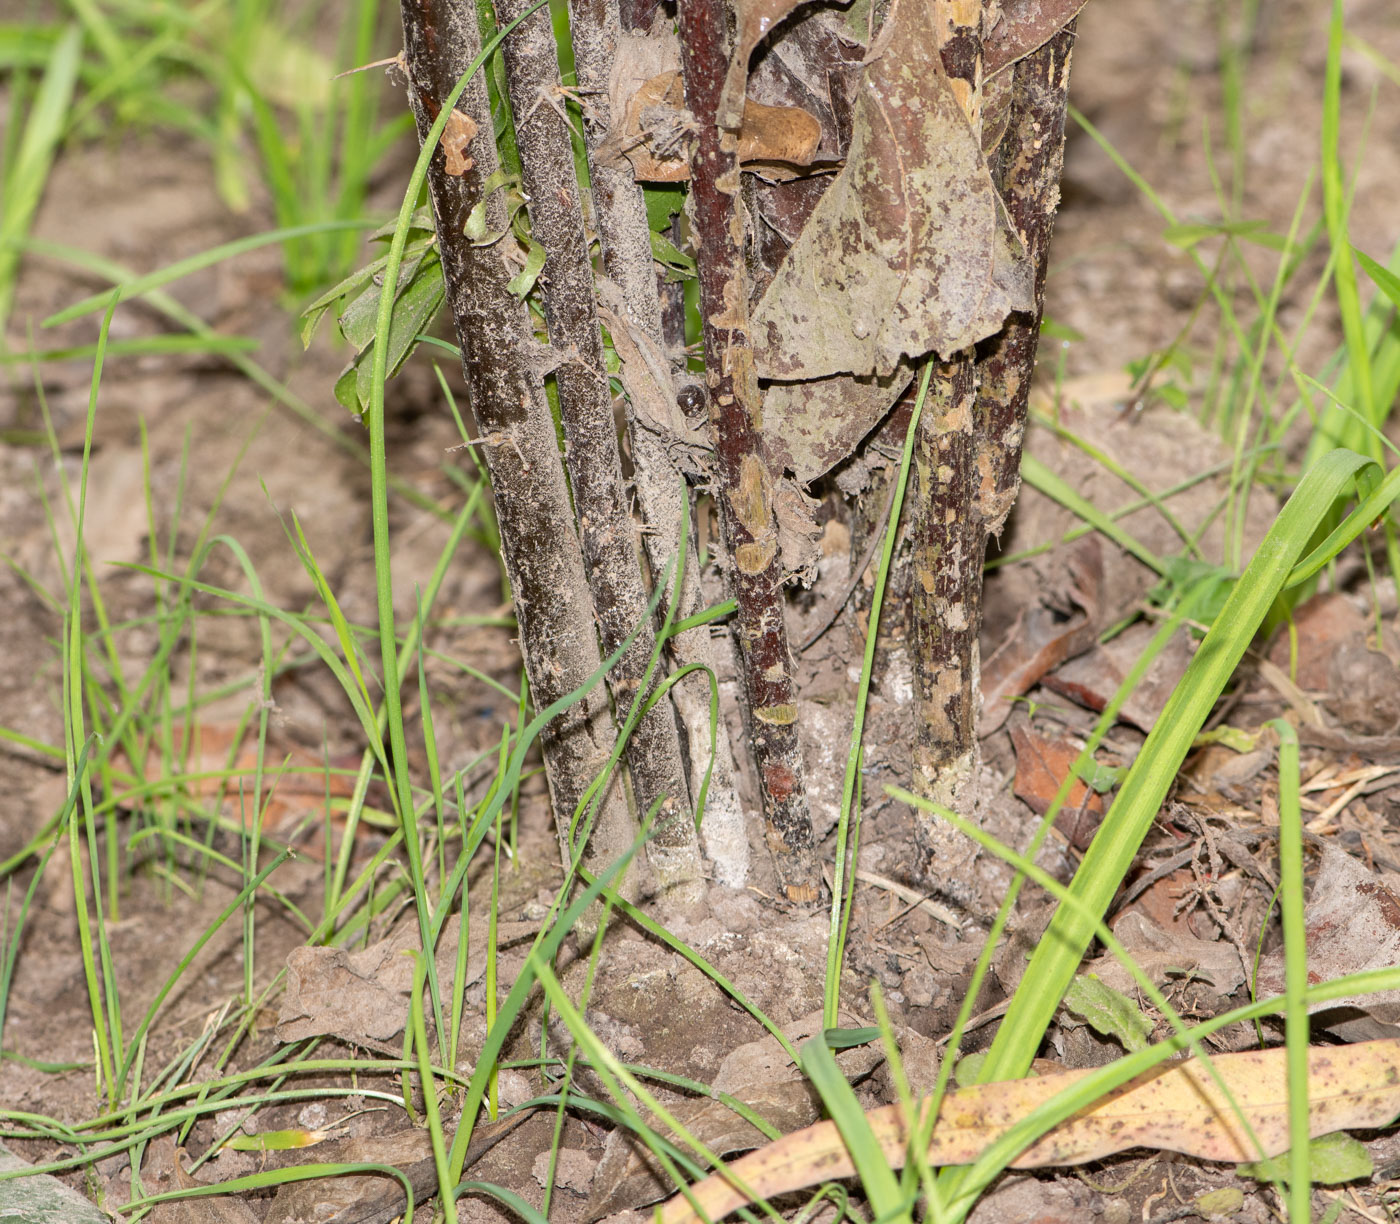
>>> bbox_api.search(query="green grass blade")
[980,447,1388,1087]
[0,23,81,333]
[801,1032,909,1224]
[42,220,376,327]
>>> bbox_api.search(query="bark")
[914,11,1076,897]
[974,25,1076,537]
[493,0,702,894]
[678,0,821,904]
[910,1,986,838]
[568,0,750,886]
[398,0,638,889]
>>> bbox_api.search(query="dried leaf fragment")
[719,0,821,130]
[661,1040,1400,1224]
[620,71,820,182]
[440,108,478,176]
[986,0,1090,76]
[749,0,1033,382]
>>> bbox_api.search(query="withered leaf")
[440,108,478,176]
[621,71,820,182]
[662,1040,1400,1224]
[719,0,821,131]
[985,0,1090,77]
[749,0,1033,383]
[761,361,914,484]
[773,478,822,582]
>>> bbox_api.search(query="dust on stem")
[677,0,820,904]
[397,0,639,890]
[492,0,703,894]
[568,0,751,887]
[909,0,989,835]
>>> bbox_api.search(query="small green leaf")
[1193,724,1260,752]
[1237,1132,1372,1186]
[506,238,548,299]
[332,251,446,414]
[650,230,696,279]
[1039,316,1084,343]
[953,1051,987,1088]
[1062,975,1152,1053]
[1194,1186,1243,1216]
[643,183,686,233]
[823,1026,880,1050]
[1070,758,1126,795]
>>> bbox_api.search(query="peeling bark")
[678,0,821,904]
[493,0,703,894]
[913,11,1076,898]
[910,1,986,843]
[974,24,1076,538]
[569,0,750,887]
[399,0,638,889]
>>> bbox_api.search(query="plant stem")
[677,0,820,903]
[398,0,638,889]
[568,0,750,887]
[494,0,703,895]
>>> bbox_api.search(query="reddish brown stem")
[678,0,820,904]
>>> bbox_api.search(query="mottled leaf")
[750,0,1033,384]
[985,0,1090,76]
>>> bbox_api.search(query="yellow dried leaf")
[661,1040,1400,1224]
[440,109,478,176]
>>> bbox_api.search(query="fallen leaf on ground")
[1256,845,1400,1041]
[980,537,1101,736]
[1041,621,1197,732]
[659,1040,1400,1224]
[1009,724,1103,850]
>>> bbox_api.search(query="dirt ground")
[4,1,1400,1222]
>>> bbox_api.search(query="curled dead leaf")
[619,71,820,182]
[661,1039,1400,1224]
[719,0,821,130]
[440,108,478,176]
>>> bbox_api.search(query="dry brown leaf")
[619,70,819,182]
[719,0,821,131]
[1009,724,1103,850]
[1257,846,1400,1041]
[773,479,822,582]
[985,0,1090,76]
[661,1040,1400,1224]
[440,108,478,176]
[760,361,915,484]
[980,537,1101,736]
[116,722,361,849]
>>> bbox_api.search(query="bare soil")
[4,2,1400,1223]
